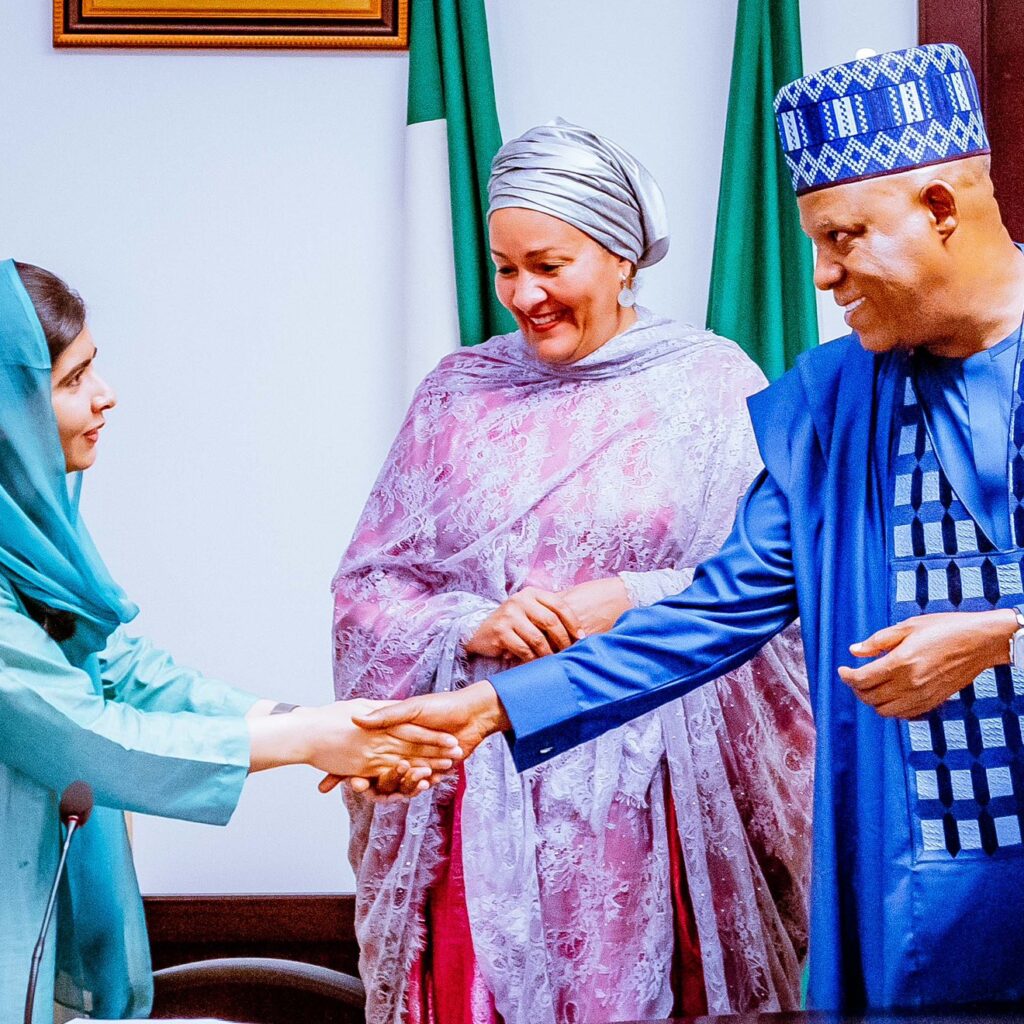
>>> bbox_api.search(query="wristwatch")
[1009,606,1024,670]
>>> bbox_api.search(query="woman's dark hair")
[11,261,84,642]
[22,596,77,643]
[13,261,87,366]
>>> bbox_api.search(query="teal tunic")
[0,573,256,1022]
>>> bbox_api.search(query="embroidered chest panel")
[890,373,1024,858]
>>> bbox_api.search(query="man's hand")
[281,698,459,778]
[318,764,438,800]
[354,681,511,763]
[465,587,582,662]
[838,609,1017,718]
[320,683,511,800]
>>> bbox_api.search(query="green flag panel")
[408,0,516,346]
[707,0,818,381]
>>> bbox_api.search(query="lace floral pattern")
[332,311,814,1024]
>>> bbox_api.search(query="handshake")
[311,681,512,799]
[307,578,632,798]
[316,578,632,796]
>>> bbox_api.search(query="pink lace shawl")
[332,311,813,1024]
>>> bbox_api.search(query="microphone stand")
[24,806,88,1024]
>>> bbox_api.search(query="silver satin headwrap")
[487,118,670,269]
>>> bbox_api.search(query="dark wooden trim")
[144,894,360,977]
[919,0,1024,242]
[918,0,985,100]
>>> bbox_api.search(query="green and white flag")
[402,0,513,393]
[706,0,817,381]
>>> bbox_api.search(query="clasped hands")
[323,577,631,799]
[464,577,631,662]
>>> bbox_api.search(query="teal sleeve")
[0,590,250,825]
[99,629,261,717]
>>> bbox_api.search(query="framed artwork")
[53,0,408,50]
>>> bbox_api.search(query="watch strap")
[1009,608,1024,669]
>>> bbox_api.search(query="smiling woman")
[51,340,108,470]
[332,120,813,1024]
[49,333,114,474]
[489,208,636,364]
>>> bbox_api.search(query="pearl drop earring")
[617,273,636,309]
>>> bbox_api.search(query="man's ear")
[920,179,959,240]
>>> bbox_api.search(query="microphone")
[24,781,94,1024]
[59,781,94,828]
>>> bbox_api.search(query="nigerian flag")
[401,0,513,392]
[706,0,817,381]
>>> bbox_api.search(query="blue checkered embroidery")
[775,44,990,195]
[891,366,1024,857]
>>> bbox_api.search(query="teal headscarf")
[0,259,137,656]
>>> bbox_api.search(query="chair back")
[151,955,366,1024]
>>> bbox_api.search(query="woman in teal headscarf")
[0,259,458,1023]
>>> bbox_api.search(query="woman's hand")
[557,576,632,639]
[320,684,513,799]
[248,698,461,783]
[354,682,510,764]
[465,587,582,662]
[324,683,511,799]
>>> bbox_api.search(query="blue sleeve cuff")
[490,656,583,772]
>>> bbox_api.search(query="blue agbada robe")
[491,325,1024,1011]
[0,260,256,1022]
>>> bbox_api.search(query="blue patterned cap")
[774,44,990,195]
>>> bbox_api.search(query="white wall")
[0,0,915,894]
[485,1,739,329]
[0,2,409,893]
[801,0,920,341]
[488,0,919,346]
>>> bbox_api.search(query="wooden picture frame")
[53,0,407,50]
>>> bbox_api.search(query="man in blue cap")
[359,44,1024,1011]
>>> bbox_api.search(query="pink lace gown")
[404,768,709,1024]
[332,311,814,1024]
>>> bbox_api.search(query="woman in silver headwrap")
[332,120,813,1024]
